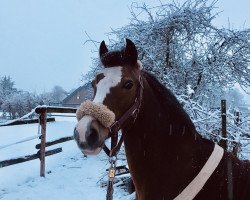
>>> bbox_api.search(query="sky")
[0,0,250,95]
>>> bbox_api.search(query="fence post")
[220,99,227,151]
[39,108,47,177]
[232,111,240,157]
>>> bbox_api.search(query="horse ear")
[125,38,138,65]
[99,41,108,58]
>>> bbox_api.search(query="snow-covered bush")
[1,91,40,119]
[0,76,17,107]
[0,74,69,119]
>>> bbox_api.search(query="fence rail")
[35,106,77,114]
[0,148,62,168]
[0,117,55,127]
[35,136,74,149]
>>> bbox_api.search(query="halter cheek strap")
[103,75,144,157]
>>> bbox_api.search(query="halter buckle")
[108,168,116,179]
[108,156,117,180]
[132,108,139,119]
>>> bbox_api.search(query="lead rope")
[106,156,117,200]
[105,75,144,200]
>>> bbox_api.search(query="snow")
[0,116,130,200]
[186,85,194,95]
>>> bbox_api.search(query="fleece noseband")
[76,100,115,128]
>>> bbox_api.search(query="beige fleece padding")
[76,100,115,128]
[174,144,224,200]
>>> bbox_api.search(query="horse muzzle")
[74,101,115,155]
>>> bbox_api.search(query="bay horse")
[74,39,250,200]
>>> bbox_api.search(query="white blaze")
[93,66,122,103]
[75,66,122,152]
[76,115,93,142]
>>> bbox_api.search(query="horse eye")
[91,80,95,88]
[124,80,133,90]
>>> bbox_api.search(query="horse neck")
[123,76,214,198]
[123,76,211,159]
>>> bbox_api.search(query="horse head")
[74,39,142,155]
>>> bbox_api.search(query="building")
[62,82,93,107]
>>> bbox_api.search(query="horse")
[74,39,250,200]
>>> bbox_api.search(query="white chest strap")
[174,144,224,200]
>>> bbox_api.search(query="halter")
[75,73,143,200]
[103,75,143,157]
[105,75,144,200]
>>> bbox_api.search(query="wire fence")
[0,134,41,150]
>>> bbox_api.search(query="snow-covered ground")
[1,115,249,200]
[0,116,131,200]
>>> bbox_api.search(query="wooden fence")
[0,106,77,177]
[0,101,247,176]
[218,100,247,157]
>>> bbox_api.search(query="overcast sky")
[0,0,250,95]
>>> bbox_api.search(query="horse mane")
[101,49,136,67]
[142,70,197,135]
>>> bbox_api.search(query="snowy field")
[0,116,131,200]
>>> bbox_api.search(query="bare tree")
[51,85,67,104]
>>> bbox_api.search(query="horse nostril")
[86,127,99,148]
[79,142,87,149]
[74,128,79,142]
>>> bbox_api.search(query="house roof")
[62,82,91,103]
